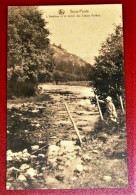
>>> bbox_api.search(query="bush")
[92,25,125,107]
[8,7,54,98]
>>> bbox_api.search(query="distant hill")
[51,44,93,82]
[83,56,95,64]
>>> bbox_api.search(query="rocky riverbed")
[7,84,128,189]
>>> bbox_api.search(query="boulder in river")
[20,164,30,172]
[26,168,37,179]
[60,140,75,153]
[55,174,65,181]
[48,145,60,159]
[38,154,45,159]
[6,183,12,190]
[76,164,84,172]
[82,154,91,163]
[31,145,39,151]
[18,174,27,182]
[7,156,13,161]
[103,175,112,182]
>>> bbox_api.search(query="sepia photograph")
[7,4,128,189]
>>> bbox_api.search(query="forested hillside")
[51,44,93,84]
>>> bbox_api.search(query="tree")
[53,70,63,85]
[92,25,124,105]
[8,6,54,97]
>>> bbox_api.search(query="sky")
[39,5,123,64]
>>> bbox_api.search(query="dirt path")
[7,84,128,189]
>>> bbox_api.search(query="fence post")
[64,102,82,145]
[95,95,104,121]
[119,96,125,113]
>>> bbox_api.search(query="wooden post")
[64,102,82,145]
[95,95,104,121]
[119,96,125,113]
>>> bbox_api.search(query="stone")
[6,183,12,190]
[98,133,108,142]
[8,166,20,174]
[83,166,89,172]
[71,177,77,181]
[7,177,14,182]
[60,140,74,148]
[26,168,37,179]
[38,173,43,178]
[58,148,66,156]
[48,158,57,164]
[31,145,39,151]
[76,164,84,172]
[65,153,76,160]
[12,152,18,159]
[7,156,13,161]
[22,152,30,160]
[48,145,60,158]
[20,164,30,171]
[50,136,57,139]
[82,154,91,162]
[55,174,64,181]
[57,157,62,162]
[7,150,13,156]
[41,167,46,171]
[72,134,78,140]
[18,174,27,182]
[14,156,21,162]
[23,149,28,153]
[38,141,44,144]
[32,109,39,113]
[18,152,23,158]
[23,103,28,107]
[103,176,112,182]
[65,161,71,167]
[36,123,40,127]
[60,140,75,152]
[38,154,45,158]
[31,155,37,159]
[51,162,58,168]
[58,165,65,171]
[74,146,81,151]
[92,150,99,154]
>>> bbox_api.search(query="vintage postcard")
[7,4,128,190]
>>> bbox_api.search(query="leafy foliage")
[53,70,63,85]
[8,6,54,97]
[92,25,124,105]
